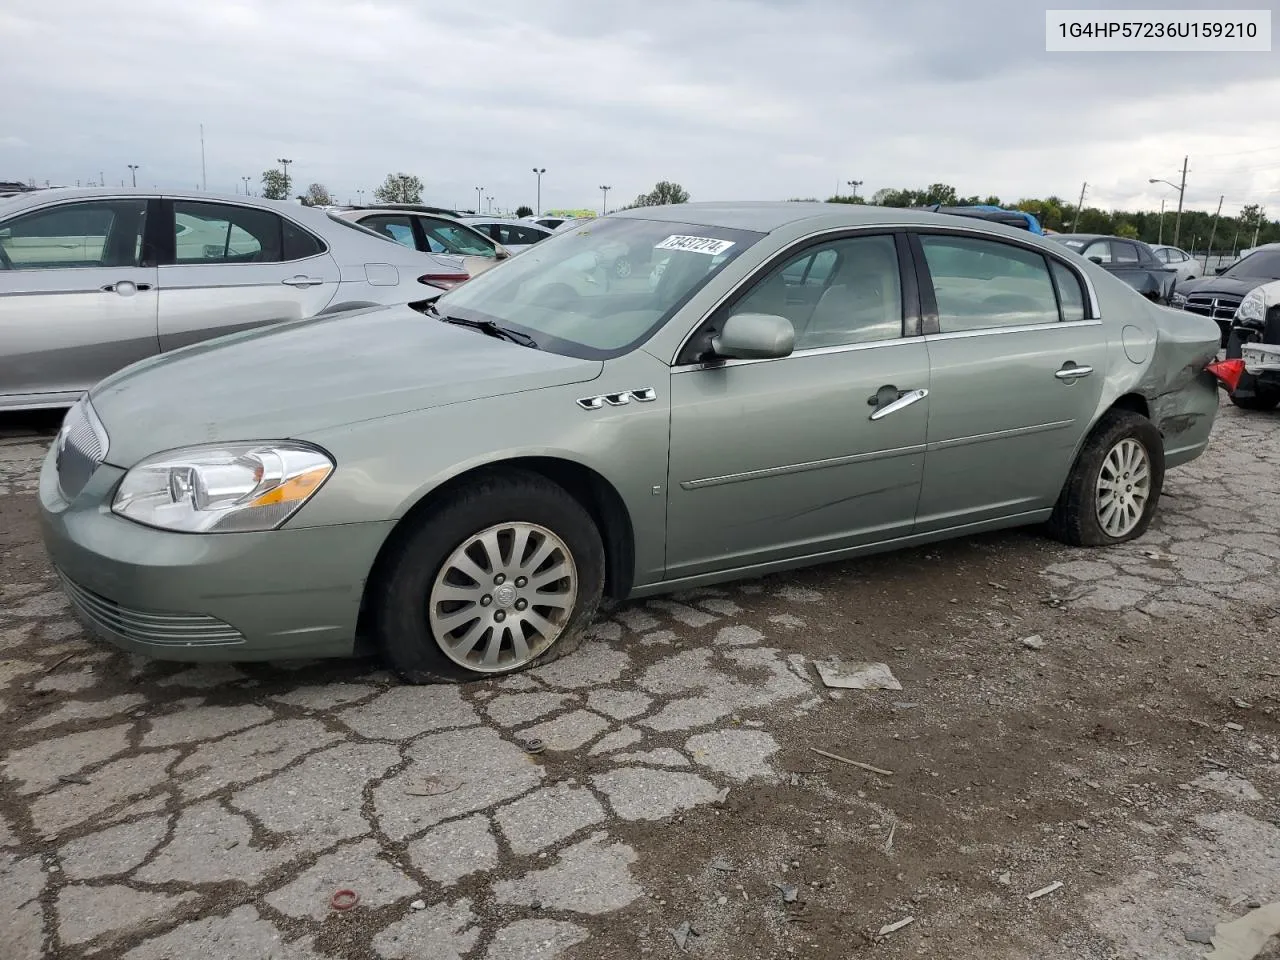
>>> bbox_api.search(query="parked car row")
[32,201,1225,684]
[0,188,480,410]
[1047,233,1178,306]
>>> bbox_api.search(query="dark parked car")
[1049,234,1177,306]
[1171,246,1280,345]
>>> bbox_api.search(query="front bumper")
[38,445,394,662]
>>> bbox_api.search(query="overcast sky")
[2,0,1278,217]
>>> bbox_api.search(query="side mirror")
[494,245,511,260]
[710,313,794,360]
[1214,265,1229,275]
[1088,256,1104,265]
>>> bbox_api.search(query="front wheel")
[1047,410,1165,547]
[372,471,605,683]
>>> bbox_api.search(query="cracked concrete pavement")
[1,404,1278,959]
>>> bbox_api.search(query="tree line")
[814,183,1276,253]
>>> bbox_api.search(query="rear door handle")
[282,276,324,288]
[1055,363,1093,381]
[869,387,929,421]
[101,281,152,294]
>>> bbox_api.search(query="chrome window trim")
[667,221,1102,366]
[671,335,917,374]
[923,317,1103,342]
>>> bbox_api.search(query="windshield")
[325,211,399,243]
[1225,250,1280,281]
[1049,236,1088,250]
[434,217,764,359]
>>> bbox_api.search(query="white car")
[459,217,554,253]
[1149,244,1198,283]
[336,208,512,278]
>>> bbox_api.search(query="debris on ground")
[1021,635,1046,651]
[1231,698,1252,709]
[813,659,902,691]
[997,872,1012,886]
[670,921,698,950]
[403,775,462,796]
[810,747,893,777]
[1143,549,1178,561]
[710,858,735,872]
[884,822,897,853]
[1185,927,1216,944]
[524,737,546,755]
[773,883,799,903]
[1205,901,1280,960]
[330,889,360,911]
[1026,881,1063,901]
[878,916,915,937]
[410,899,426,911]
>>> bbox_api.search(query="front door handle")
[101,281,152,295]
[869,387,929,421]
[282,276,324,288]
[1055,362,1094,381]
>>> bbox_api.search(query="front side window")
[1082,240,1112,263]
[0,199,147,270]
[359,215,416,249]
[920,234,1061,331]
[419,218,495,257]
[173,201,281,264]
[730,235,902,349]
[436,217,762,360]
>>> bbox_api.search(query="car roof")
[459,216,550,227]
[0,186,332,221]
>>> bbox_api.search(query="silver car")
[0,188,469,411]
[1149,244,1199,283]
[39,203,1223,684]
[335,207,512,278]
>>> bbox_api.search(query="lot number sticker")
[654,235,736,256]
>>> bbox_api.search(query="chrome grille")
[55,399,109,500]
[1184,293,1242,322]
[56,570,245,648]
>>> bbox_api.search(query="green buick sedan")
[39,203,1222,682]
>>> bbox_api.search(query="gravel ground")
[1,402,1277,960]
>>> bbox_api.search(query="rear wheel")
[1047,410,1165,547]
[373,471,605,684]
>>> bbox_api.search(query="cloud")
[0,0,1277,213]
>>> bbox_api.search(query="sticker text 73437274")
[653,235,737,256]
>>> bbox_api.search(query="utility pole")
[475,186,483,214]
[1070,181,1087,232]
[846,179,863,201]
[276,158,292,198]
[99,171,104,188]
[1172,154,1188,248]
[532,167,546,215]
[200,124,207,191]
[1204,194,1223,272]
[599,185,611,215]
[1158,197,1165,245]
[127,164,139,187]
[1252,210,1264,251]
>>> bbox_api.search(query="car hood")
[1177,275,1274,298]
[89,305,603,467]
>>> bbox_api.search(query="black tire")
[372,470,605,684]
[1047,409,1166,547]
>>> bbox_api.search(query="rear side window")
[1113,242,1140,263]
[173,201,282,264]
[1050,260,1088,321]
[282,219,325,260]
[359,215,416,249]
[920,234,1061,332]
[0,199,147,270]
[497,224,548,246]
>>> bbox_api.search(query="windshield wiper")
[426,303,538,349]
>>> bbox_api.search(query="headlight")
[112,442,333,533]
[1171,291,1188,307]
[1235,288,1265,324]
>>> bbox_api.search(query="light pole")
[487,195,494,214]
[532,167,545,215]
[276,158,293,199]
[599,185,611,215]
[475,186,483,214]
[1148,155,1187,247]
[356,188,365,206]
[846,179,863,200]
[242,176,252,196]
[127,164,139,188]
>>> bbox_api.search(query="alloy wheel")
[1095,438,1152,538]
